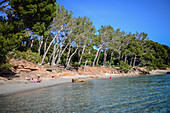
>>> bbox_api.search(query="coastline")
[0,72,167,96]
[0,78,72,96]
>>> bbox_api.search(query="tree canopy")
[0,0,169,73]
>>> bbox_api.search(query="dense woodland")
[0,0,170,73]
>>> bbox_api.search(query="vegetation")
[0,0,169,75]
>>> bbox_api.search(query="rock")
[17,69,31,73]
[72,78,85,83]
[18,65,24,69]
[36,74,42,76]
[0,77,8,81]
[14,74,20,77]
[114,71,119,74]
[24,66,39,70]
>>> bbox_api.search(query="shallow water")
[0,74,170,113]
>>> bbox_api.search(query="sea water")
[0,74,169,113]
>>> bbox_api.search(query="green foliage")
[0,15,25,69]
[10,0,57,30]
[119,61,131,73]
[14,50,42,63]
[168,63,170,68]
[71,62,80,70]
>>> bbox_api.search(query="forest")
[0,0,170,74]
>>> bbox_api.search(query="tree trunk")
[65,44,71,67]
[96,50,101,66]
[44,36,49,54]
[109,50,113,65]
[78,44,86,65]
[30,35,35,48]
[103,49,107,66]
[133,55,137,67]
[136,60,142,71]
[40,32,60,65]
[118,51,121,64]
[54,45,62,65]
[54,42,62,64]
[130,56,133,66]
[56,42,70,66]
[92,45,103,67]
[41,37,55,65]
[66,46,79,69]
[48,52,53,64]
[53,36,70,66]
[78,48,80,62]
[124,55,127,63]
[38,35,43,55]
[40,27,63,65]
[84,60,88,71]
[51,37,58,68]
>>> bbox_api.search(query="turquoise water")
[0,74,170,113]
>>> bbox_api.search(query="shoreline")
[0,78,72,96]
[0,73,168,96]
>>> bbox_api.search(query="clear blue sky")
[58,0,170,47]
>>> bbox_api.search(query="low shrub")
[14,50,41,64]
[119,61,131,73]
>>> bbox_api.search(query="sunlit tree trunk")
[30,35,35,48]
[130,56,133,66]
[65,44,71,67]
[133,55,137,67]
[109,50,113,65]
[103,49,107,66]
[96,50,101,66]
[92,45,103,67]
[56,42,70,66]
[38,35,43,55]
[124,55,127,63]
[66,46,79,69]
[79,43,86,65]
[44,36,49,54]
[40,29,62,65]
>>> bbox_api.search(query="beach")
[0,78,72,96]
[0,72,164,96]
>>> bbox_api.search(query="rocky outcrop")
[9,58,40,73]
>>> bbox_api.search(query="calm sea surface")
[0,74,170,113]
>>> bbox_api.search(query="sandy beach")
[0,72,166,96]
[0,78,73,96]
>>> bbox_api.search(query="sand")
[0,78,72,96]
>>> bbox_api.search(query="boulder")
[72,78,85,83]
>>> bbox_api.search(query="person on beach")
[37,76,42,83]
[30,78,35,83]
